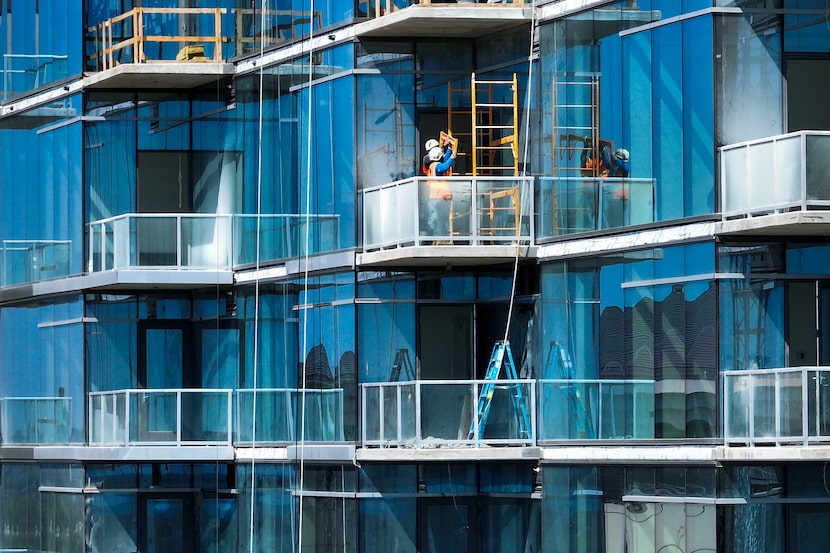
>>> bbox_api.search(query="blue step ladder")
[388,348,415,381]
[546,341,594,438]
[467,340,531,440]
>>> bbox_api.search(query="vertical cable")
[298,0,317,550]
[503,0,537,344]
[247,2,268,552]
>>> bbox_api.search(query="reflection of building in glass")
[2,1,830,552]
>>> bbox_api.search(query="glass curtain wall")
[0,297,84,445]
[542,465,717,553]
[537,1,715,232]
[0,463,85,553]
[0,95,83,286]
[0,0,81,100]
[540,242,717,440]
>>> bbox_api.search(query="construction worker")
[425,134,457,241]
[600,146,630,228]
[601,146,630,178]
[422,137,439,175]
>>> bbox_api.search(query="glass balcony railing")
[88,388,344,446]
[235,388,344,443]
[87,214,233,271]
[88,389,234,446]
[536,177,656,238]
[537,379,655,440]
[2,54,68,99]
[86,213,340,273]
[723,367,830,446]
[360,176,533,249]
[232,214,340,266]
[720,131,830,218]
[360,379,535,447]
[0,397,72,445]
[1,239,72,287]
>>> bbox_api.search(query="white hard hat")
[428,147,443,162]
[614,148,629,162]
[425,138,439,151]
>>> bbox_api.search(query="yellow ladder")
[471,73,519,177]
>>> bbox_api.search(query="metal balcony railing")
[88,388,234,446]
[0,396,72,445]
[88,388,344,446]
[87,213,234,271]
[1,239,72,287]
[723,367,830,446]
[86,213,340,273]
[536,177,656,237]
[360,176,533,249]
[720,131,830,218]
[360,379,536,447]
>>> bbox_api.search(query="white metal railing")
[536,177,656,237]
[720,130,830,218]
[537,379,655,440]
[360,176,534,249]
[1,239,72,287]
[0,396,72,444]
[88,388,233,446]
[88,387,345,446]
[360,379,536,447]
[723,367,830,446]
[87,213,233,272]
[86,213,340,272]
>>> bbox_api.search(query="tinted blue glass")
[787,243,830,273]
[357,273,415,383]
[683,17,715,215]
[0,97,83,285]
[298,74,355,252]
[0,1,81,99]
[0,296,84,443]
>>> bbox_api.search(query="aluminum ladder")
[467,340,531,440]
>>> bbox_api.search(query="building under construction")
[0,0,829,551]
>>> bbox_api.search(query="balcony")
[361,379,535,447]
[536,176,656,238]
[1,239,72,287]
[537,378,655,441]
[355,0,531,39]
[0,396,72,445]
[88,388,343,446]
[720,131,830,234]
[85,213,339,285]
[723,367,830,446]
[359,176,533,266]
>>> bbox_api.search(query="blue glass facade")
[2,0,830,551]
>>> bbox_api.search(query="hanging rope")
[247,2,269,552]
[297,0,317,549]
[503,1,537,345]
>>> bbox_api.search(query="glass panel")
[806,134,830,201]
[146,499,185,552]
[775,135,803,205]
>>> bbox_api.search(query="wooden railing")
[87,7,226,70]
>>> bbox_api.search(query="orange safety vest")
[427,162,452,199]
